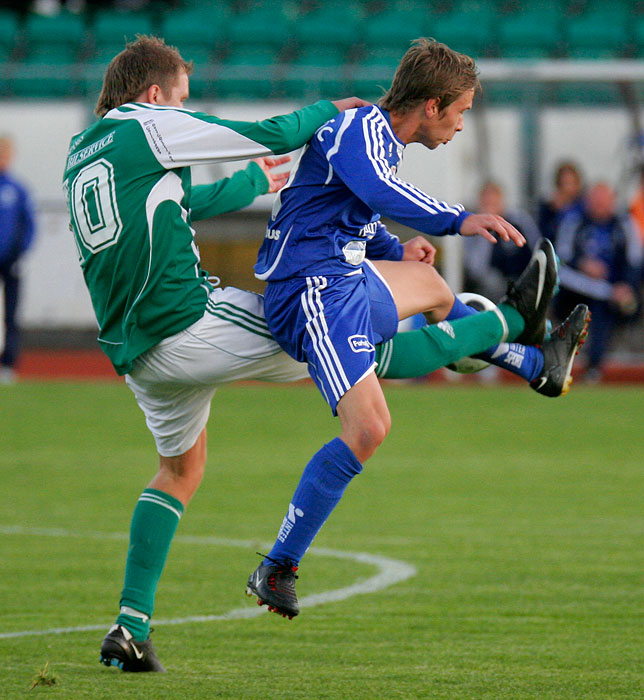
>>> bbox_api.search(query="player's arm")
[137,98,368,170]
[323,112,470,236]
[324,111,523,245]
[191,162,268,221]
[215,98,369,155]
[365,221,404,261]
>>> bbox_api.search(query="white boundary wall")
[0,98,638,328]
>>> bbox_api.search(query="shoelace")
[256,551,299,576]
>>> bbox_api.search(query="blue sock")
[446,297,544,381]
[446,296,477,322]
[480,342,544,381]
[264,438,363,566]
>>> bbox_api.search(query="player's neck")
[388,108,423,145]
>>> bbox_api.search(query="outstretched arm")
[323,108,525,246]
[134,98,370,170]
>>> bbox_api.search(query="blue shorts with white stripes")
[264,261,398,413]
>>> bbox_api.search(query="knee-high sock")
[375,304,524,380]
[446,297,543,381]
[264,438,363,566]
[115,488,184,641]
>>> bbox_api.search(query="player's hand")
[331,97,371,112]
[402,236,437,265]
[459,213,526,246]
[252,155,291,193]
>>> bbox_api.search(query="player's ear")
[136,84,163,104]
[147,84,163,104]
[134,84,158,104]
[424,98,440,118]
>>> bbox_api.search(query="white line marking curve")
[0,526,416,640]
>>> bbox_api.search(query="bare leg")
[106,427,209,657]
[371,259,454,322]
[148,427,207,506]
[336,370,390,463]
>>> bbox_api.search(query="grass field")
[0,380,642,699]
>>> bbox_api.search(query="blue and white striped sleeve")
[322,108,471,237]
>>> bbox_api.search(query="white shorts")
[125,287,308,457]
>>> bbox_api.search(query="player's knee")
[158,440,207,500]
[364,420,389,457]
[377,417,391,451]
[163,457,204,490]
[350,415,390,462]
[429,278,453,319]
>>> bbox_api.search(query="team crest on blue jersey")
[342,240,366,265]
[348,335,374,353]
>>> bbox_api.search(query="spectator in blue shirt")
[0,136,36,383]
[555,182,642,380]
[538,161,585,243]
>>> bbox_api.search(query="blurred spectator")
[538,161,584,243]
[555,182,643,380]
[0,136,36,384]
[629,165,644,248]
[29,0,169,14]
[31,0,86,14]
[464,180,542,302]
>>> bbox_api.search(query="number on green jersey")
[70,158,123,253]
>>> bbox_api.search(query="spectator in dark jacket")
[555,182,642,380]
[0,136,36,383]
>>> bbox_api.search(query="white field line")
[0,526,416,640]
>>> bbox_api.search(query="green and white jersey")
[63,100,338,375]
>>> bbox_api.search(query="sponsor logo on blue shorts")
[348,334,374,353]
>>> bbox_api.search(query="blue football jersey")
[254,105,472,282]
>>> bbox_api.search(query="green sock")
[115,488,184,641]
[376,306,525,379]
[496,303,524,341]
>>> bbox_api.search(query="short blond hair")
[380,38,480,115]
[95,35,193,117]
